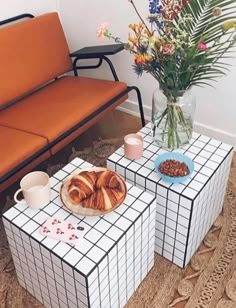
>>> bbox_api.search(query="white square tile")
[125,169,135,182]
[115,216,132,231]
[127,162,141,172]
[171,183,185,193]
[194,173,209,184]
[75,238,93,255]
[62,163,77,174]
[22,220,39,234]
[76,257,95,276]
[128,186,143,198]
[199,149,212,159]
[131,200,148,213]
[53,242,71,257]
[139,191,155,204]
[209,139,221,147]
[123,207,140,221]
[200,166,214,177]
[53,208,70,220]
[64,249,83,266]
[43,203,60,216]
[193,140,206,149]
[12,213,29,227]
[220,143,232,151]
[116,164,125,176]
[103,212,120,226]
[94,219,111,233]
[42,236,59,249]
[166,209,177,221]
[189,180,204,191]
[109,153,122,163]
[85,228,103,244]
[87,245,105,263]
[168,191,179,203]
[53,169,68,180]
[194,156,207,165]
[183,187,198,200]
[204,144,217,153]
[3,207,20,221]
[33,211,50,225]
[178,207,190,219]
[23,207,40,218]
[205,160,219,170]
[106,225,123,241]
[210,154,224,164]
[50,176,59,187]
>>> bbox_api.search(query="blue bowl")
[154,152,194,184]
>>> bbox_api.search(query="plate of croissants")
[60,167,127,216]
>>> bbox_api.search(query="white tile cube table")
[107,123,233,268]
[3,158,156,308]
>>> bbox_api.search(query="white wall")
[59,0,236,146]
[0,0,58,20]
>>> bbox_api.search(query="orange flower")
[129,24,136,32]
[128,33,138,45]
[144,54,153,62]
[134,54,146,65]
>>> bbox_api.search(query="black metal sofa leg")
[128,86,145,127]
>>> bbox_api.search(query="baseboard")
[117,99,236,148]
[193,122,236,148]
[117,99,152,120]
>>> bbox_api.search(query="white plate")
[60,167,127,216]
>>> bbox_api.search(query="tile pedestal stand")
[3,158,156,308]
[107,123,233,268]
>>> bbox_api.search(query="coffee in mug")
[14,171,50,209]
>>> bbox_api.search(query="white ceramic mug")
[14,171,51,209]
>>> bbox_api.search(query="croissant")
[82,187,124,211]
[96,170,122,190]
[68,171,97,204]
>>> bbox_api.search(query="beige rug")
[0,138,236,308]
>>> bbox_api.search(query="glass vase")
[151,87,196,149]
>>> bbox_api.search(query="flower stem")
[128,0,152,36]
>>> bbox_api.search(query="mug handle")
[14,189,25,204]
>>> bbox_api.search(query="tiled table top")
[3,158,155,278]
[108,122,233,201]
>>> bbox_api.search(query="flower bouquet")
[97,0,236,149]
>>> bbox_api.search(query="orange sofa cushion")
[0,76,128,145]
[0,126,49,179]
[0,12,72,108]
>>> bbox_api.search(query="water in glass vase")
[151,87,196,149]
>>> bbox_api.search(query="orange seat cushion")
[0,12,72,108]
[0,126,49,179]
[0,76,128,144]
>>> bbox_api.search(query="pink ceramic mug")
[124,133,143,160]
[14,171,50,209]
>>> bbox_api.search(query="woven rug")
[0,137,236,308]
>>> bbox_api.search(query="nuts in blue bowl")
[154,152,194,184]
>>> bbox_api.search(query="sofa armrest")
[70,44,124,81]
[70,44,124,59]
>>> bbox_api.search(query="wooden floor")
[73,109,143,149]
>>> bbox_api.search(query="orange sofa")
[0,12,144,191]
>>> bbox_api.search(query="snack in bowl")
[154,152,194,184]
[158,159,190,177]
[64,169,126,213]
